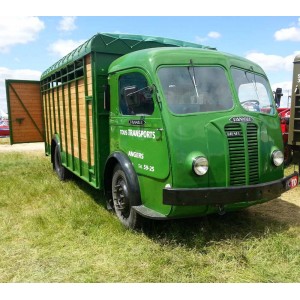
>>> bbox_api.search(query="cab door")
[110,70,170,180]
[6,80,44,144]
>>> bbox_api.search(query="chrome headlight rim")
[272,150,284,167]
[193,156,209,176]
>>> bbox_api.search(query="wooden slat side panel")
[70,81,79,158]
[58,86,66,152]
[42,93,50,146]
[63,85,71,156]
[84,54,94,168]
[77,79,88,163]
[85,55,92,96]
[8,81,43,143]
[37,54,94,169]
[88,102,94,166]
[49,90,55,142]
[53,88,59,136]
[46,90,53,145]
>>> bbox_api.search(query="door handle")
[156,128,163,141]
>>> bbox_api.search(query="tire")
[53,143,69,181]
[111,164,142,229]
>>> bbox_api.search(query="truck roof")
[108,46,266,76]
[41,33,215,80]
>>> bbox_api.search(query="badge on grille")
[230,116,253,123]
[226,131,242,137]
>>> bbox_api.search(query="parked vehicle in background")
[0,119,9,137]
[278,108,291,165]
[5,33,299,229]
[288,54,300,168]
[274,88,292,165]
[276,54,300,168]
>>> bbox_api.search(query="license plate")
[286,175,298,189]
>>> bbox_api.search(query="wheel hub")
[113,178,129,214]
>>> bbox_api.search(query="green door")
[110,70,170,181]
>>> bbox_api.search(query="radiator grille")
[225,123,246,185]
[247,123,259,184]
[225,123,259,186]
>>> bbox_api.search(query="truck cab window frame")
[118,72,154,116]
[231,67,276,115]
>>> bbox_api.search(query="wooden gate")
[6,80,44,144]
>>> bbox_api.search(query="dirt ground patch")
[250,187,300,226]
[0,142,44,153]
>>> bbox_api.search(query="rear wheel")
[53,143,69,181]
[111,164,142,229]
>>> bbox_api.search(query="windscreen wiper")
[188,59,199,97]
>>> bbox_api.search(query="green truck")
[6,33,299,229]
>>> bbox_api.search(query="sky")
[1,3,300,113]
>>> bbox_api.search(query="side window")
[119,72,154,115]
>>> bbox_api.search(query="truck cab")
[106,47,298,228]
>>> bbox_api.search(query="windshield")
[158,66,233,114]
[231,68,275,115]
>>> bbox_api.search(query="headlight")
[272,150,284,167]
[193,156,209,176]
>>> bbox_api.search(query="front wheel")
[111,164,142,229]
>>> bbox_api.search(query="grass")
[0,137,10,145]
[0,149,299,283]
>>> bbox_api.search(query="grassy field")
[0,137,9,145]
[0,140,299,283]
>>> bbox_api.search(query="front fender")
[103,151,142,206]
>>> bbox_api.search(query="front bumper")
[163,172,299,206]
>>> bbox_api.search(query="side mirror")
[273,87,283,107]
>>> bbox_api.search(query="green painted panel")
[63,151,97,188]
